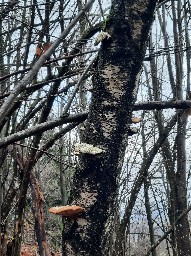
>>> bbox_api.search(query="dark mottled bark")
[62,1,157,255]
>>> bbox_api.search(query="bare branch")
[0,0,18,21]
[115,111,182,254]
[0,113,88,148]
[0,0,95,127]
[146,205,191,256]
[133,100,191,111]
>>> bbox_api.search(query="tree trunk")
[175,113,191,255]
[31,172,51,256]
[62,1,157,255]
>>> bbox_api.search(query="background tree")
[113,1,191,255]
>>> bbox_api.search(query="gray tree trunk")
[175,113,191,255]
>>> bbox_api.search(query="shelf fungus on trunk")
[94,31,111,46]
[131,117,143,123]
[49,205,85,218]
[74,143,105,155]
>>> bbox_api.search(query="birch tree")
[62,1,157,255]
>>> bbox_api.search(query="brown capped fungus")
[48,205,85,218]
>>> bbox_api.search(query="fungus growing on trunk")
[74,143,105,155]
[131,117,143,123]
[94,31,111,46]
[49,205,85,218]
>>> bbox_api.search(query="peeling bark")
[30,173,51,256]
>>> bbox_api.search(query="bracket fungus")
[74,143,105,155]
[49,205,85,218]
[131,117,143,123]
[94,31,111,46]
